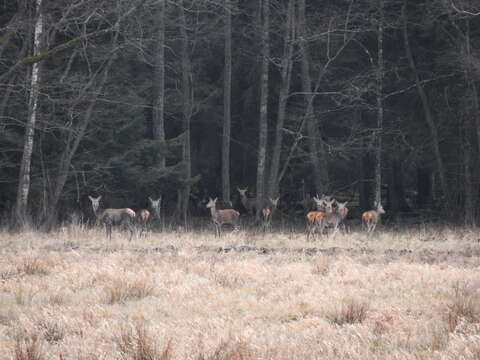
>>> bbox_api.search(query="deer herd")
[87,188,385,240]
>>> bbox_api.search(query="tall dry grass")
[0,224,479,359]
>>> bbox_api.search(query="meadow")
[1,223,480,359]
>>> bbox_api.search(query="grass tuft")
[116,324,172,360]
[446,281,480,332]
[14,332,43,360]
[17,256,50,276]
[327,298,369,326]
[104,276,155,304]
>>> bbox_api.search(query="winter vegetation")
[1,226,480,359]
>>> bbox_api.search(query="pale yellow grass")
[0,225,479,359]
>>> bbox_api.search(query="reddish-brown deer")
[136,196,162,237]
[206,197,240,237]
[306,210,327,241]
[237,187,256,215]
[362,202,385,235]
[261,197,279,231]
[320,199,348,237]
[88,195,136,240]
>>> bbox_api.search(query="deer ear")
[98,195,102,201]
[214,197,218,202]
[88,195,94,201]
[148,196,153,202]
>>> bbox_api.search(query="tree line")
[1,0,480,229]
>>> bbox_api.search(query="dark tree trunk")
[256,0,269,220]
[222,0,232,204]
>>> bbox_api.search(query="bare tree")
[222,0,232,204]
[178,0,193,226]
[267,0,296,199]
[402,1,449,208]
[152,0,167,169]
[297,0,329,195]
[256,0,270,220]
[15,0,44,225]
[374,0,384,207]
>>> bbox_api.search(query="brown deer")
[88,195,136,240]
[320,199,348,237]
[237,187,256,215]
[261,197,279,231]
[362,202,385,235]
[306,210,326,241]
[136,196,161,237]
[206,197,240,237]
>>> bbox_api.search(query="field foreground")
[1,226,480,359]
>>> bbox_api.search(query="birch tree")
[15,0,44,225]
[222,0,232,205]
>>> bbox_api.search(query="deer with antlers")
[88,195,136,240]
[362,202,385,235]
[237,187,256,215]
[206,197,240,237]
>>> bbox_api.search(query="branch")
[383,74,457,99]
[451,1,480,16]
[0,0,146,83]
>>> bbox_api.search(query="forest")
[1,0,480,229]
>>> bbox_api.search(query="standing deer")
[136,196,161,237]
[261,197,279,231]
[237,187,256,215]
[321,199,348,237]
[206,197,240,237]
[362,202,385,235]
[88,195,136,240]
[306,210,326,241]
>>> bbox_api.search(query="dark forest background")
[1,0,480,229]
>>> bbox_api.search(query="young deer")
[306,210,326,241]
[136,197,161,238]
[261,197,279,231]
[206,197,240,237]
[237,187,256,215]
[88,195,136,240]
[321,199,348,237]
[362,202,385,235]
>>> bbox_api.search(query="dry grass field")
[1,223,480,359]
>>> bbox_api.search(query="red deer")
[306,210,326,241]
[136,196,161,237]
[88,195,136,240]
[237,187,256,215]
[206,197,240,237]
[362,202,385,235]
[261,197,279,231]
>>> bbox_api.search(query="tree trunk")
[15,0,44,226]
[179,1,193,227]
[374,0,384,207]
[297,0,329,195]
[152,0,166,169]
[463,118,475,226]
[256,0,269,220]
[44,31,119,229]
[267,0,295,199]
[402,1,449,208]
[222,0,232,204]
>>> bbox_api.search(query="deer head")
[88,195,102,215]
[148,196,162,218]
[323,199,335,213]
[269,197,280,208]
[237,187,248,196]
[336,201,348,213]
[376,202,385,214]
[206,197,217,209]
[313,196,325,210]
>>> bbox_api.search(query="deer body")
[362,203,385,235]
[306,211,326,241]
[206,197,240,237]
[136,196,162,237]
[88,195,136,240]
[314,198,348,237]
[261,197,279,231]
[237,187,256,215]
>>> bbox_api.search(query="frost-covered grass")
[1,224,480,359]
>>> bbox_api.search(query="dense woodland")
[1,0,480,229]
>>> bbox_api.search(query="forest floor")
[0,224,480,359]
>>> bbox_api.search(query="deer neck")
[209,206,218,219]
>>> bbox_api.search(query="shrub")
[327,298,369,326]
